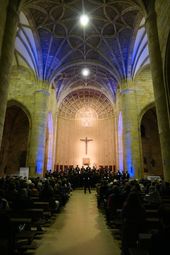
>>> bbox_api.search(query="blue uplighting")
[36,160,43,175]
[125,133,134,177]
[118,112,123,171]
[35,132,46,175]
[47,113,53,171]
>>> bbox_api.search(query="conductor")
[83,171,91,194]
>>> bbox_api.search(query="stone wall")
[9,66,36,117]
[134,65,155,116]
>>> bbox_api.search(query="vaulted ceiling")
[14,0,150,106]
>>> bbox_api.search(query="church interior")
[0,0,170,255]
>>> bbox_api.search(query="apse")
[55,89,116,169]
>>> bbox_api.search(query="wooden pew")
[33,201,52,219]
[145,209,158,218]
[145,217,160,231]
[0,214,36,254]
[138,233,152,250]
[33,201,50,211]
[129,247,149,255]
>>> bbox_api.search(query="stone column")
[145,6,170,182]
[0,0,21,148]
[0,0,9,56]
[52,113,58,171]
[118,81,142,179]
[28,83,49,176]
[114,113,119,171]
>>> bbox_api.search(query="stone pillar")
[28,83,49,176]
[0,0,9,56]
[114,113,119,171]
[0,0,21,148]
[145,6,170,182]
[118,82,142,179]
[52,113,58,171]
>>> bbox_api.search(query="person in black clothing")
[121,191,146,255]
[83,171,91,194]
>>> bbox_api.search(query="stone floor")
[32,190,121,255]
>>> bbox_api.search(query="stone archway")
[140,106,163,177]
[0,102,30,176]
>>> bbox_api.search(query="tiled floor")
[33,190,121,255]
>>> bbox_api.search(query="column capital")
[118,79,136,95]
[34,90,50,96]
[34,80,50,95]
[119,88,136,96]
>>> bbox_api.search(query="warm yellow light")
[80,14,89,27]
[76,107,98,127]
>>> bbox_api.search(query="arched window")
[76,107,98,127]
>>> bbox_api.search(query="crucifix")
[80,137,93,154]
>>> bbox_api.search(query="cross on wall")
[80,137,93,154]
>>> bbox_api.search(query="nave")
[34,190,121,255]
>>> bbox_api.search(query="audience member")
[121,191,146,255]
[149,204,170,255]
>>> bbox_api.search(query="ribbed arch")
[15,1,150,102]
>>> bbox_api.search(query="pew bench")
[128,248,149,255]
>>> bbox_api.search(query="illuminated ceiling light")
[80,14,89,27]
[81,68,90,77]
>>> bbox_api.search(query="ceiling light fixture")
[81,68,90,77]
[80,14,89,27]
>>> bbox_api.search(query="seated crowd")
[0,166,170,255]
[0,173,72,254]
[0,174,72,210]
[96,174,170,255]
